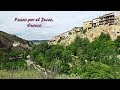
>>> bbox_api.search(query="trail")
[25,55,56,79]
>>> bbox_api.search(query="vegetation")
[29,33,120,79]
[83,29,87,34]
[69,32,72,35]
[1,32,120,79]
[0,48,29,70]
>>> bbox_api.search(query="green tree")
[45,44,64,61]
[62,49,72,63]
[80,62,115,79]
[35,53,45,66]
[115,36,120,54]
[59,62,70,74]
[36,42,50,55]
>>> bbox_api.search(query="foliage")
[1,32,120,79]
[80,62,115,79]
[30,33,120,78]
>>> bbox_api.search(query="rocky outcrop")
[49,24,120,45]
[49,12,120,45]
[86,25,120,42]
[49,27,84,46]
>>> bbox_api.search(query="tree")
[98,32,111,41]
[35,53,45,66]
[115,36,120,54]
[45,49,53,62]
[59,62,70,74]
[36,42,50,55]
[80,62,115,79]
[62,49,72,63]
[44,44,64,61]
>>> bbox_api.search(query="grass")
[0,69,43,79]
[0,69,81,79]
[55,74,81,79]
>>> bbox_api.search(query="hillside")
[49,12,120,46]
[49,27,84,46]
[0,30,34,71]
[0,31,32,51]
[1,11,120,79]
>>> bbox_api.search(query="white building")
[92,18,100,27]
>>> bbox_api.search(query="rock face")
[49,25,120,45]
[49,12,120,45]
[0,31,32,51]
[49,27,84,46]
[13,42,20,47]
[86,25,120,42]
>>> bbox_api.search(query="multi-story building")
[83,12,120,29]
[99,12,115,26]
[92,18,100,27]
[114,11,120,25]
[50,11,120,45]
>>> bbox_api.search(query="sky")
[0,11,115,40]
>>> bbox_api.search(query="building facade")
[83,11,120,29]
[99,12,115,26]
[92,18,100,27]
[114,11,120,25]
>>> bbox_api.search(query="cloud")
[0,11,115,40]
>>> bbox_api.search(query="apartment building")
[99,12,115,26]
[114,11,120,25]
[92,18,100,27]
[83,12,120,30]
[92,12,115,28]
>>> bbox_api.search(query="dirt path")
[25,55,56,79]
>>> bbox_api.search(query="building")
[92,18,100,27]
[114,11,120,25]
[85,12,120,28]
[83,21,92,30]
[99,12,115,26]
[50,11,120,45]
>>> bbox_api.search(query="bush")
[80,62,115,79]
[29,33,120,79]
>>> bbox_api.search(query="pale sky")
[0,11,115,40]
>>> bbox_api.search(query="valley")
[1,11,120,79]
